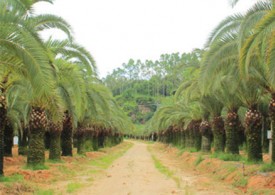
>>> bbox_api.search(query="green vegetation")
[66,183,83,193]
[151,154,181,189]
[90,142,133,169]
[104,51,203,128]
[194,155,204,166]
[0,174,24,183]
[0,0,131,176]
[34,189,54,195]
[134,0,275,165]
[25,164,49,171]
[211,153,242,162]
[260,163,275,172]
[151,155,174,178]
[233,176,248,188]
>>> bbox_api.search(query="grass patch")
[187,147,198,153]
[66,182,83,193]
[24,164,49,171]
[247,188,274,195]
[90,142,133,169]
[211,153,242,161]
[194,155,204,166]
[260,163,275,172]
[151,155,173,178]
[150,154,181,188]
[47,159,64,164]
[233,176,248,187]
[177,147,198,156]
[57,165,77,177]
[0,174,24,183]
[34,189,54,195]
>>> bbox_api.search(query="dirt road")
[78,141,179,195]
[77,141,239,195]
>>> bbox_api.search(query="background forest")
[103,49,203,126]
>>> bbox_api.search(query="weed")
[194,155,204,166]
[90,142,133,169]
[260,163,275,172]
[24,164,49,170]
[0,174,24,183]
[188,148,198,153]
[151,155,173,178]
[233,176,247,187]
[34,189,54,195]
[177,149,185,156]
[57,165,76,177]
[211,153,242,161]
[151,154,181,188]
[247,188,274,195]
[67,182,83,193]
[47,159,64,164]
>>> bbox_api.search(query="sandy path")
[77,141,179,195]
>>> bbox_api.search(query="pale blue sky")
[34,0,258,77]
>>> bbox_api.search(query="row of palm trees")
[0,0,131,176]
[146,0,275,163]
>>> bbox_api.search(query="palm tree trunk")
[200,121,212,152]
[18,127,28,156]
[185,128,191,148]
[193,121,202,151]
[49,130,61,160]
[27,127,45,166]
[92,133,99,151]
[4,122,13,157]
[44,131,51,150]
[0,126,4,176]
[0,92,7,175]
[180,131,186,148]
[27,107,47,167]
[245,108,262,162]
[61,113,73,156]
[212,116,225,152]
[261,116,269,153]
[0,108,5,176]
[98,132,105,148]
[268,95,275,163]
[77,130,85,155]
[225,110,240,154]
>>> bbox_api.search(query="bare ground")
[78,141,179,195]
[77,140,242,195]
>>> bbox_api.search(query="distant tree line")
[103,50,203,124]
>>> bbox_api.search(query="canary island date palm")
[239,1,275,162]
[202,2,271,159]
[0,0,92,174]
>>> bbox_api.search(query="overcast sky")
[34,0,258,77]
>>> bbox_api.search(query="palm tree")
[44,37,96,157]
[202,2,272,160]
[0,0,74,171]
[239,1,275,162]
